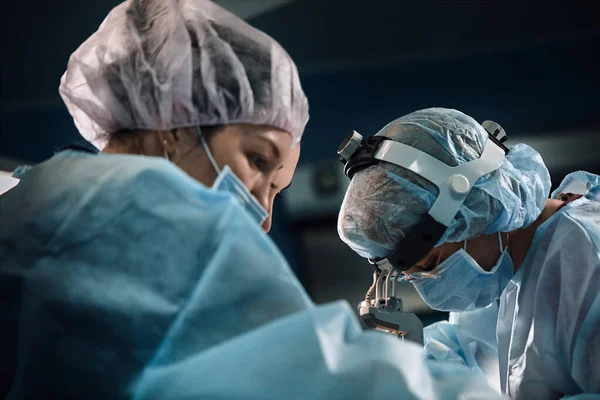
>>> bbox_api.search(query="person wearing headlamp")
[338,108,600,399]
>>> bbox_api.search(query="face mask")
[409,232,514,312]
[212,165,269,225]
[198,127,268,226]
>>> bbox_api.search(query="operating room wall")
[296,38,600,173]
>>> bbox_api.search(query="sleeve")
[133,301,507,400]
[7,166,312,399]
[512,209,600,399]
[423,304,502,392]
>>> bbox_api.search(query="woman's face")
[169,123,299,232]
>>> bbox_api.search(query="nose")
[251,183,272,233]
[261,213,273,233]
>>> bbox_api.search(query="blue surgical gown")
[0,150,504,399]
[422,171,600,399]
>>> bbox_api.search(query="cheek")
[214,149,256,183]
[179,148,218,187]
[439,242,463,260]
[467,235,502,271]
[403,248,439,274]
[239,161,262,188]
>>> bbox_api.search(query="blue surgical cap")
[551,171,600,199]
[337,108,551,259]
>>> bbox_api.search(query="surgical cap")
[551,170,600,199]
[338,108,551,259]
[59,0,309,150]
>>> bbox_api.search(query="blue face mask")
[212,165,268,225]
[197,127,268,226]
[409,232,514,312]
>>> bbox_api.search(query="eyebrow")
[256,136,281,160]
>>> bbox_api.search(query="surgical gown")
[422,172,600,399]
[0,150,504,399]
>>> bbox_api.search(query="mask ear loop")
[196,126,221,174]
[417,245,447,280]
[427,247,444,279]
[401,240,455,282]
[163,140,170,161]
[423,239,465,279]
[500,231,510,253]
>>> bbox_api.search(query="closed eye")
[249,154,268,172]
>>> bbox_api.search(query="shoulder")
[520,200,600,296]
[546,199,600,257]
[96,153,253,229]
[50,152,254,248]
[524,200,600,301]
[80,152,235,210]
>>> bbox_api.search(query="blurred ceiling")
[249,1,600,75]
[2,1,598,113]
[212,0,293,20]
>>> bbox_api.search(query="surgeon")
[338,108,600,399]
[0,1,506,399]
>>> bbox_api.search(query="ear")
[173,127,202,151]
[157,130,180,161]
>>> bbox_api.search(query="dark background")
[2,0,599,323]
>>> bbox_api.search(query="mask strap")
[463,240,468,251]
[498,231,503,252]
[197,126,221,174]
[499,231,510,252]
[429,246,445,276]
[163,140,170,161]
[418,246,445,279]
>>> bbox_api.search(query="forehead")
[243,124,292,147]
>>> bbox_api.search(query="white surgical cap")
[338,108,551,259]
[59,0,309,150]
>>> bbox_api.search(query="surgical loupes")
[357,264,424,345]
